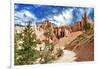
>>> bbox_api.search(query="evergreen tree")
[15,21,63,65]
[83,18,91,31]
[15,22,39,65]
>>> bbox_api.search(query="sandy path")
[52,31,83,63]
[53,50,77,63]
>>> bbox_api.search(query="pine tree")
[15,21,63,65]
[15,22,39,65]
[83,18,91,31]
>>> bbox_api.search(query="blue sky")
[14,3,94,26]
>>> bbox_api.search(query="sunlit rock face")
[53,26,72,39]
[71,12,94,32]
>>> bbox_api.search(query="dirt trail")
[53,31,83,63]
[54,31,94,62]
[53,50,77,63]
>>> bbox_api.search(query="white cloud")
[53,15,64,23]
[15,10,37,25]
[47,9,73,26]
[79,8,84,15]
[49,20,61,26]
[62,9,73,24]
[21,10,37,20]
[52,9,58,13]
[24,11,33,17]
[15,6,93,26]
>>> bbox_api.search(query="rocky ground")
[54,31,83,49]
[74,41,94,61]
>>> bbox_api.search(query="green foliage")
[56,48,63,57]
[15,21,63,65]
[83,19,91,31]
[15,22,39,65]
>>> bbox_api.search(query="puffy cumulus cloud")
[48,8,94,26]
[62,9,73,24]
[24,11,33,17]
[15,4,94,26]
[47,8,73,26]
[15,10,37,25]
[47,8,94,26]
